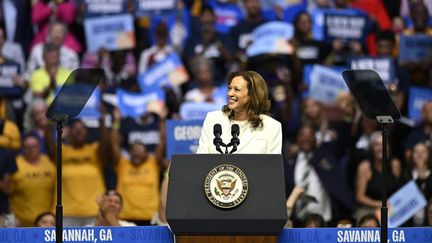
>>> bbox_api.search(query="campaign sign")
[0,62,21,96]
[312,8,369,42]
[166,119,203,161]
[350,57,395,84]
[408,86,432,121]
[138,53,189,90]
[84,14,135,52]
[116,88,165,118]
[246,21,294,57]
[84,0,126,17]
[135,0,176,17]
[213,2,244,34]
[399,34,432,63]
[180,102,221,120]
[77,87,101,120]
[304,64,349,104]
[388,180,427,227]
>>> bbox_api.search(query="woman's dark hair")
[303,213,326,227]
[358,213,380,227]
[34,211,55,226]
[222,71,270,128]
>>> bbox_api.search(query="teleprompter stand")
[342,70,401,243]
[45,69,104,243]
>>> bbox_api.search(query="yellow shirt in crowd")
[62,142,105,217]
[116,155,160,220]
[10,155,55,226]
[29,67,72,103]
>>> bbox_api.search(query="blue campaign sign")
[398,34,432,63]
[388,180,427,228]
[180,102,221,120]
[84,0,127,17]
[0,61,22,96]
[135,0,176,17]
[116,88,165,118]
[246,21,294,57]
[0,226,432,243]
[77,87,101,120]
[212,2,244,34]
[312,8,369,42]
[138,53,189,90]
[166,119,203,161]
[303,64,349,104]
[350,57,396,84]
[84,14,135,52]
[408,86,432,121]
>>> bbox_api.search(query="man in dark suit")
[284,124,355,226]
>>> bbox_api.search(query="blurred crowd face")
[244,0,261,18]
[129,143,148,164]
[49,23,66,46]
[376,39,394,57]
[155,22,168,47]
[227,76,250,114]
[371,135,383,161]
[36,214,55,227]
[428,201,432,226]
[22,136,41,162]
[297,126,316,153]
[303,98,322,122]
[69,120,88,146]
[412,143,430,169]
[196,63,213,87]
[295,13,312,37]
[422,102,432,124]
[334,0,349,9]
[105,191,122,216]
[0,28,5,47]
[359,218,380,227]
[412,4,429,32]
[32,102,49,128]
[43,49,60,68]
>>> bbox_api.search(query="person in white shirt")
[27,21,79,73]
[196,70,282,154]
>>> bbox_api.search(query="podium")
[166,154,287,243]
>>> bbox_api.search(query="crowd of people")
[0,0,431,229]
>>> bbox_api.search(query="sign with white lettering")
[303,64,349,104]
[84,0,126,17]
[166,119,203,160]
[408,86,432,121]
[180,102,221,120]
[84,14,135,52]
[399,34,432,63]
[135,0,176,17]
[388,180,427,228]
[311,8,370,42]
[138,53,189,90]
[0,61,21,96]
[116,88,165,118]
[0,226,432,242]
[246,21,294,57]
[350,57,395,84]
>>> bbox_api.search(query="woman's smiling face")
[227,76,250,113]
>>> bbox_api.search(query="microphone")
[213,124,225,154]
[229,124,240,154]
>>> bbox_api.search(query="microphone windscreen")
[213,124,222,136]
[231,124,240,136]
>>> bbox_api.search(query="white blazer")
[196,110,282,154]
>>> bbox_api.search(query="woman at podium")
[196,71,282,154]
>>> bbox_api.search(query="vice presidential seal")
[204,164,248,208]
